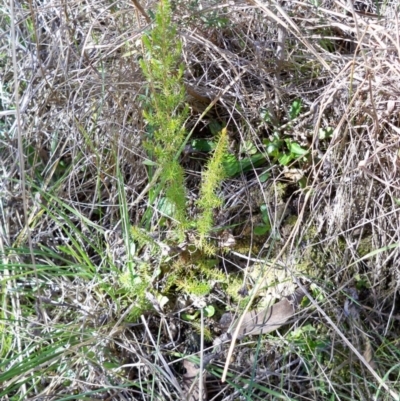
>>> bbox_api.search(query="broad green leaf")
[223,153,268,178]
[223,153,241,177]
[278,153,293,166]
[238,153,267,172]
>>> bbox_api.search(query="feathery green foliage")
[139,0,231,250]
[196,127,228,252]
[166,255,225,297]
[140,0,189,236]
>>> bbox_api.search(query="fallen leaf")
[182,359,207,401]
[220,288,306,336]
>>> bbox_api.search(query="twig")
[130,0,151,23]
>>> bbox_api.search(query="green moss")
[225,275,252,307]
[356,235,373,257]
[177,280,211,297]
[163,251,225,298]
[284,214,298,226]
[273,182,287,200]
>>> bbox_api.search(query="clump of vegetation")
[2,0,400,399]
[139,0,189,237]
[196,127,228,253]
[121,1,232,317]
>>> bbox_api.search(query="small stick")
[130,0,151,23]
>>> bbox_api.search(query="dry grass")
[1,0,400,400]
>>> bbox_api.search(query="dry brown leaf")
[220,288,305,336]
[182,359,207,401]
[283,166,304,182]
[363,336,377,370]
[217,230,236,248]
[238,297,297,336]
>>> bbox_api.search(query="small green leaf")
[157,197,175,217]
[260,107,272,122]
[260,204,268,218]
[208,120,223,135]
[278,153,293,166]
[318,127,334,140]
[104,362,121,369]
[298,176,307,188]
[289,99,302,120]
[182,311,199,321]
[287,141,308,156]
[259,205,271,230]
[259,170,270,182]
[191,139,214,152]
[157,295,169,309]
[254,225,269,235]
[266,143,278,156]
[143,159,158,166]
[242,140,257,155]
[204,305,215,317]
